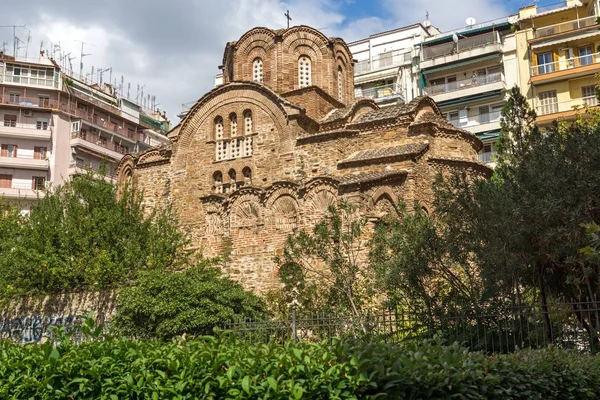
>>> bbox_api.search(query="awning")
[422,53,501,74]
[531,30,600,49]
[437,89,504,107]
[355,67,400,85]
[477,129,501,142]
[423,22,511,46]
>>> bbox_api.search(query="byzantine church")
[118,25,490,293]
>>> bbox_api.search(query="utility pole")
[75,40,93,78]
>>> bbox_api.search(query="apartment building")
[516,0,600,126]
[418,17,520,165]
[0,53,169,211]
[348,23,440,106]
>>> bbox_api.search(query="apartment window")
[34,147,47,160]
[579,46,593,66]
[8,93,20,104]
[32,176,46,191]
[479,106,491,123]
[3,114,17,127]
[38,96,50,108]
[71,121,80,133]
[536,52,554,74]
[0,174,12,188]
[1,144,17,158]
[446,75,457,91]
[378,51,393,68]
[36,120,49,130]
[447,111,459,127]
[582,85,598,106]
[538,90,558,115]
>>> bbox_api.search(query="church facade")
[117,26,491,293]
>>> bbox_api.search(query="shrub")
[1,329,599,399]
[112,263,266,339]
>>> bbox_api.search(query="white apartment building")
[0,52,170,211]
[348,23,440,106]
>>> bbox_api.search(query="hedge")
[1,328,599,399]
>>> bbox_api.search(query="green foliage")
[0,172,190,296]
[1,329,600,399]
[112,263,266,339]
[369,202,483,317]
[275,201,373,320]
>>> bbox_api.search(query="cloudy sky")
[2,0,548,123]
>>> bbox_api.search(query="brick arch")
[368,186,399,213]
[281,26,330,48]
[270,194,299,231]
[236,42,275,84]
[173,84,292,169]
[411,96,443,121]
[229,191,263,228]
[304,180,339,215]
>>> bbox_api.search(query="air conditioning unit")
[23,110,33,117]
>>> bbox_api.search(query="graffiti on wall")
[0,314,106,343]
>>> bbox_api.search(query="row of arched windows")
[213,167,252,194]
[215,111,253,161]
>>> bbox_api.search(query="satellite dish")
[466,17,477,26]
[423,20,431,27]
[452,32,459,43]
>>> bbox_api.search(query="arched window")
[337,66,343,101]
[244,110,252,135]
[298,56,312,88]
[215,116,224,161]
[228,169,237,192]
[230,113,238,137]
[242,166,252,183]
[253,58,263,83]
[213,171,223,193]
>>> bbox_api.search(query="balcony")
[70,131,126,161]
[360,84,405,104]
[535,96,599,123]
[0,123,52,140]
[478,151,497,164]
[0,187,45,200]
[531,52,600,84]
[68,163,116,182]
[448,110,502,134]
[0,72,59,89]
[354,50,412,76]
[424,72,505,103]
[532,16,598,40]
[421,31,502,69]
[0,155,49,170]
[0,95,59,109]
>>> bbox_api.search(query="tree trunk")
[540,280,553,344]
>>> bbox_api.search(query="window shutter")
[34,147,40,160]
[31,176,36,190]
[1,145,6,157]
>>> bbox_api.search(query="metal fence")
[223,299,600,353]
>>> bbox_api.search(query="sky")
[1,0,556,123]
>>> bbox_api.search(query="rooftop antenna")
[120,76,124,97]
[284,10,292,29]
[127,82,131,99]
[68,55,76,75]
[423,10,431,27]
[1,42,7,54]
[24,29,31,58]
[75,40,94,78]
[39,40,44,57]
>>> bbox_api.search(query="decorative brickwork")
[118,26,490,294]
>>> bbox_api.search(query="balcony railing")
[0,95,59,109]
[426,72,504,96]
[69,162,116,178]
[534,16,598,39]
[531,52,600,76]
[360,83,404,103]
[71,131,130,156]
[535,1,567,14]
[72,110,145,142]
[535,96,599,116]
[354,50,412,75]
[448,110,502,128]
[1,122,50,131]
[423,31,501,60]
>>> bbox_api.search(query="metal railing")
[0,95,59,109]
[448,110,502,128]
[223,299,600,353]
[535,0,568,14]
[354,50,412,75]
[360,83,404,102]
[0,74,59,88]
[72,110,145,142]
[71,131,130,156]
[426,72,504,96]
[1,122,50,131]
[531,52,599,76]
[535,96,599,116]
[534,15,598,38]
[423,31,501,60]
[69,162,116,178]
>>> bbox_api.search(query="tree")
[0,171,190,296]
[275,201,373,322]
[112,263,266,339]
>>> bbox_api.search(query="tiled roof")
[320,104,354,123]
[339,170,408,186]
[351,104,407,124]
[339,143,428,166]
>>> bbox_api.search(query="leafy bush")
[112,263,266,339]
[1,328,599,399]
[0,172,189,296]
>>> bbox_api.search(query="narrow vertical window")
[215,116,224,161]
[230,113,238,137]
[337,66,343,101]
[213,171,223,193]
[244,110,252,135]
[253,58,263,83]
[298,56,312,88]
